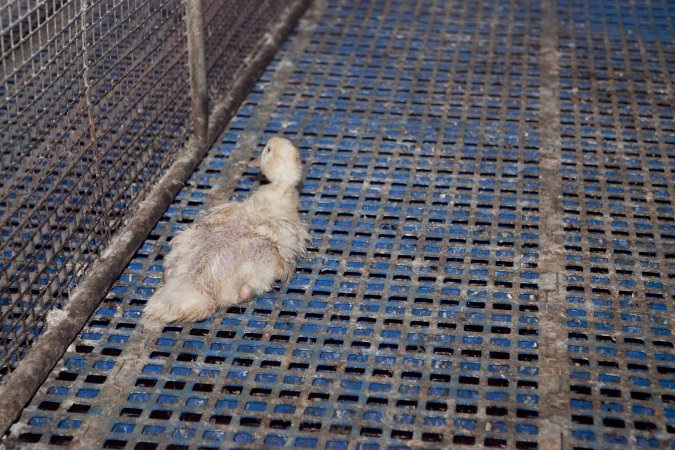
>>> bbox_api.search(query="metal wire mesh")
[0,0,301,380]
[0,0,191,378]
[204,0,294,100]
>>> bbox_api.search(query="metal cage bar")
[186,0,208,143]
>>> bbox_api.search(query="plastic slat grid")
[558,0,674,448]
[6,0,673,448]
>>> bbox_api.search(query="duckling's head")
[259,137,302,188]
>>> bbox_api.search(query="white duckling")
[144,137,309,325]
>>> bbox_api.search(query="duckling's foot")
[239,284,252,301]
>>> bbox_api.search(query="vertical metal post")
[186,0,209,142]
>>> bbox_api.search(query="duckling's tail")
[144,277,215,326]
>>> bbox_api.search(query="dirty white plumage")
[144,137,309,325]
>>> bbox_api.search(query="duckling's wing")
[201,202,240,225]
[163,226,202,280]
[252,217,310,263]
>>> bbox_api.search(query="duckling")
[144,137,309,325]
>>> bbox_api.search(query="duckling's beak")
[247,157,261,168]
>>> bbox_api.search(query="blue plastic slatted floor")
[558,0,674,448]
[7,0,674,448]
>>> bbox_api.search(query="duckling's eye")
[265,146,270,153]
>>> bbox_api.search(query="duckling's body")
[144,137,309,325]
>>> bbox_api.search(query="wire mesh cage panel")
[0,0,301,380]
[204,0,294,101]
[0,0,191,378]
